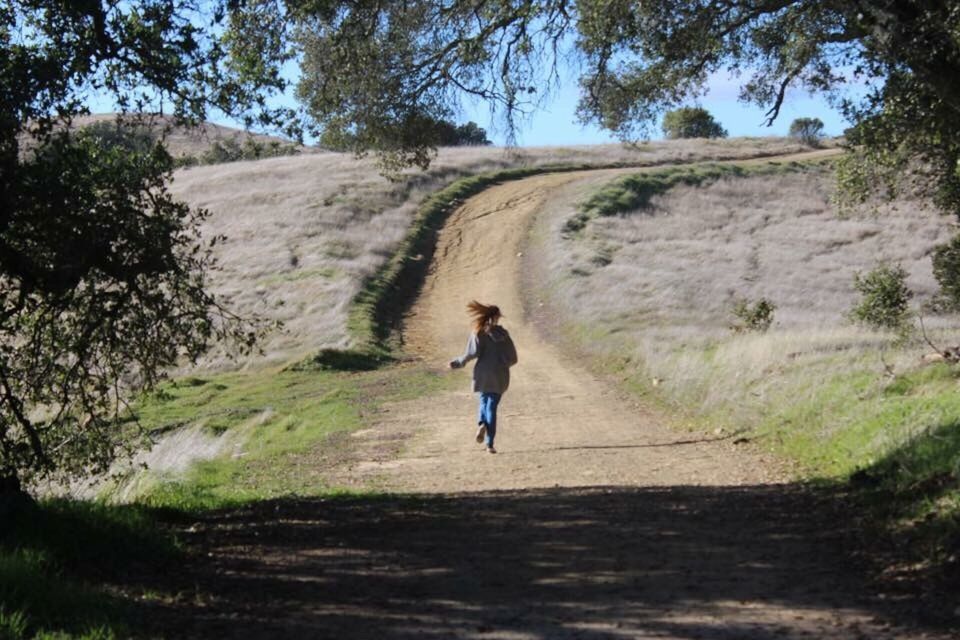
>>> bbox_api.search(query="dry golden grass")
[530,166,960,423]
[171,137,813,370]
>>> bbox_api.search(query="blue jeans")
[477,392,502,446]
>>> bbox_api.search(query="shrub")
[731,297,776,332]
[199,137,300,165]
[81,120,157,155]
[443,121,492,146]
[319,118,491,151]
[849,263,913,331]
[173,154,199,169]
[932,233,960,311]
[788,117,825,146]
[661,107,727,139]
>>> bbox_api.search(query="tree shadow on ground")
[848,418,960,606]
[139,484,956,639]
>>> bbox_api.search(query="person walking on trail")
[449,301,518,454]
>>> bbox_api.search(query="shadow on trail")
[146,485,951,639]
[381,437,748,461]
[537,434,746,452]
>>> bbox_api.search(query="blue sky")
[130,76,850,147]
[457,71,853,147]
[194,54,854,147]
[99,60,850,148]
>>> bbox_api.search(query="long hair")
[467,300,501,334]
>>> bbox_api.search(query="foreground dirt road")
[156,152,953,638]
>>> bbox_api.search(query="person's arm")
[503,333,518,367]
[449,333,479,369]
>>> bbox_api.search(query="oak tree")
[661,108,727,140]
[2,0,291,492]
[294,1,960,214]
[788,118,826,146]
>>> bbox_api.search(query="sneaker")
[475,424,486,444]
[486,445,497,454]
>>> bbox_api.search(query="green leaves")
[788,117,824,146]
[661,107,727,139]
[2,0,297,485]
[0,127,268,484]
[849,263,914,333]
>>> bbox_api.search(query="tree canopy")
[443,121,493,147]
[2,0,289,487]
[294,0,960,214]
[788,118,826,146]
[661,108,727,140]
[317,118,491,153]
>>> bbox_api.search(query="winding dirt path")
[159,151,954,639]
[346,154,826,492]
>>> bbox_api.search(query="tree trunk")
[0,474,37,533]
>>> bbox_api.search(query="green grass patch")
[132,367,365,508]
[257,267,338,286]
[1,500,181,639]
[3,359,459,635]
[622,338,960,577]
[567,160,830,235]
[752,363,960,479]
[856,419,960,564]
[798,363,958,558]
[129,361,457,511]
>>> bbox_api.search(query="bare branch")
[918,314,944,355]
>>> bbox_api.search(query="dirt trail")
[158,151,954,639]
[346,153,830,492]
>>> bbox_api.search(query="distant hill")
[70,113,311,161]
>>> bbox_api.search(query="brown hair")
[466,300,501,334]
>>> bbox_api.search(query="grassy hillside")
[168,137,813,371]
[526,159,960,590]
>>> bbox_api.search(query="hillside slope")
[70,114,301,159]
[167,137,814,370]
